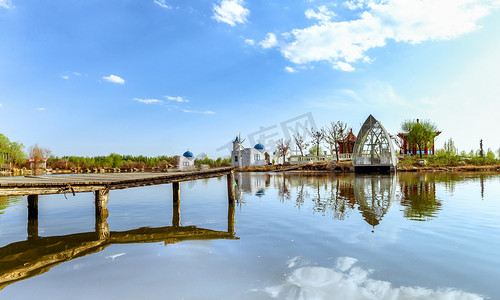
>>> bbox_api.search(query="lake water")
[1,172,499,299]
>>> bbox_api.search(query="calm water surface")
[0,172,499,299]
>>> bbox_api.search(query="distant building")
[29,158,47,170]
[177,150,196,170]
[1,152,11,170]
[338,129,356,154]
[231,136,272,167]
[397,119,441,156]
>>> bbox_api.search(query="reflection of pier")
[0,199,237,290]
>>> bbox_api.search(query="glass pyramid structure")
[353,115,398,171]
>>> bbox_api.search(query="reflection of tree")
[0,196,23,215]
[277,175,292,203]
[354,175,395,227]
[311,176,356,220]
[399,175,441,221]
[295,183,309,209]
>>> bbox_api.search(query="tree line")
[0,132,230,170]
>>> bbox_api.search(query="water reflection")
[0,195,23,215]
[262,256,484,299]
[399,174,441,221]
[237,172,495,227]
[0,198,237,290]
[354,175,395,227]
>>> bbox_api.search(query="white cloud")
[165,96,189,103]
[102,74,125,84]
[154,0,171,9]
[0,0,14,9]
[182,109,215,114]
[213,0,250,26]
[0,103,3,108]
[259,33,279,49]
[333,61,355,72]
[284,66,297,73]
[244,39,255,45]
[61,75,69,80]
[263,256,484,300]
[134,98,164,104]
[305,5,336,24]
[274,0,499,70]
[37,107,46,111]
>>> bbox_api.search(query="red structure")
[338,129,356,154]
[397,120,441,156]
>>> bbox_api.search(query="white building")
[231,136,272,167]
[177,150,196,170]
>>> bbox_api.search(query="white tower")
[232,134,246,170]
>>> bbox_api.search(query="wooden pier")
[0,167,238,289]
[0,167,236,225]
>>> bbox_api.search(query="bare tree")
[293,133,309,156]
[307,127,324,157]
[276,138,291,164]
[28,144,52,162]
[324,121,348,161]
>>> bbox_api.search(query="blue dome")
[254,143,265,150]
[183,151,194,158]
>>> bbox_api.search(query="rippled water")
[1,172,499,299]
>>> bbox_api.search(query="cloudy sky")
[1,0,499,157]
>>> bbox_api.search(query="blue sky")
[1,0,499,158]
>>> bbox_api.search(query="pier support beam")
[27,195,39,239]
[228,200,235,235]
[172,201,180,227]
[27,195,38,220]
[95,189,110,240]
[227,171,235,204]
[172,182,180,203]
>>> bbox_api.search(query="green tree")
[309,145,323,156]
[0,133,27,167]
[401,119,439,158]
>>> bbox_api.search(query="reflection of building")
[397,119,441,156]
[353,115,398,172]
[354,175,396,227]
[177,151,195,170]
[234,173,271,199]
[231,136,272,167]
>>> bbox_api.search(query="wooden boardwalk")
[0,167,236,196]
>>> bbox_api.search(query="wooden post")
[227,171,235,204]
[27,195,38,220]
[228,200,235,235]
[95,189,110,240]
[27,195,39,239]
[172,182,180,203]
[172,201,180,227]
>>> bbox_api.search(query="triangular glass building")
[353,115,398,172]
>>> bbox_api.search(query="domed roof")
[254,143,265,150]
[183,150,194,158]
